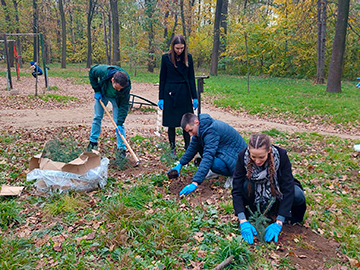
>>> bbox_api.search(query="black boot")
[87,141,98,152]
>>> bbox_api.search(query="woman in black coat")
[232,133,306,244]
[158,34,198,159]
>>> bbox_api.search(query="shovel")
[99,99,140,166]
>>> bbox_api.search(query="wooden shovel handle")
[99,99,140,166]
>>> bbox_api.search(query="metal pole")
[40,34,49,90]
[195,75,209,115]
[3,34,12,90]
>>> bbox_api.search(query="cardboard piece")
[29,150,101,175]
[0,185,24,196]
[28,149,108,194]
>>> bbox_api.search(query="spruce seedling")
[247,197,276,243]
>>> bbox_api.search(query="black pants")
[32,71,43,78]
[168,127,190,150]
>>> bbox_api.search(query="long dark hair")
[168,34,188,67]
[246,133,280,197]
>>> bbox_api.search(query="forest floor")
[0,76,357,269]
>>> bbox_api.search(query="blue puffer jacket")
[179,114,247,184]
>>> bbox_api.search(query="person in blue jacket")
[30,61,43,78]
[87,64,131,158]
[169,113,248,196]
[232,133,306,244]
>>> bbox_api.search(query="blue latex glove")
[179,183,197,196]
[115,125,125,137]
[168,163,182,174]
[192,99,198,110]
[94,92,102,101]
[158,99,164,110]
[240,221,257,244]
[264,222,282,243]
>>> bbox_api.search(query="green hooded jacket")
[89,64,131,126]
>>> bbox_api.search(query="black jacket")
[158,53,197,127]
[232,145,302,218]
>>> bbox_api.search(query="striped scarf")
[244,145,282,206]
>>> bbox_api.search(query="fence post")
[195,75,209,115]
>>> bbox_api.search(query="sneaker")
[224,176,233,188]
[205,169,219,179]
[87,141,98,152]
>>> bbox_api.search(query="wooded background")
[0,0,359,81]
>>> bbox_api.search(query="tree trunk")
[102,10,111,65]
[12,0,22,67]
[210,0,223,76]
[110,0,120,66]
[220,0,228,54]
[69,8,76,54]
[33,0,39,62]
[180,0,186,38]
[59,0,66,68]
[108,3,112,64]
[87,0,97,68]
[326,0,350,93]
[145,0,156,72]
[315,0,327,84]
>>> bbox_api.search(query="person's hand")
[115,125,125,137]
[158,99,164,110]
[168,163,182,174]
[264,222,282,243]
[192,99,198,110]
[240,221,257,244]
[94,92,102,101]
[179,183,197,196]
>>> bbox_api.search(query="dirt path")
[1,77,359,140]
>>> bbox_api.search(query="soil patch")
[167,176,222,205]
[1,76,360,139]
[275,224,347,269]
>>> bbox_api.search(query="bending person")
[87,64,131,159]
[170,113,247,196]
[232,133,306,244]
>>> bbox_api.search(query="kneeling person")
[232,133,306,244]
[170,113,247,196]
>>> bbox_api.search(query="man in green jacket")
[87,65,131,158]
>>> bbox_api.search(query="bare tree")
[210,0,223,76]
[315,0,327,84]
[33,0,39,61]
[145,0,157,72]
[59,0,66,68]
[12,0,22,67]
[86,0,97,68]
[180,0,186,38]
[110,0,120,65]
[326,0,350,93]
